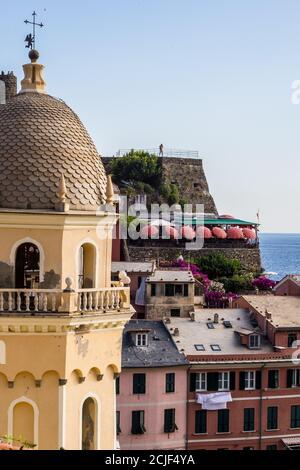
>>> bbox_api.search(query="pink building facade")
[117,320,188,450]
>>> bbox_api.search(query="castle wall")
[128,246,262,274]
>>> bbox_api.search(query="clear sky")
[1,0,300,232]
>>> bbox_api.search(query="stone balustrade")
[0,285,130,315]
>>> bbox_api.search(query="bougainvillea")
[252,276,276,291]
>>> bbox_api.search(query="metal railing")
[115,148,199,159]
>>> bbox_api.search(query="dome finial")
[106,175,114,204]
[56,173,69,212]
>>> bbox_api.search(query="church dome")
[0,58,107,211]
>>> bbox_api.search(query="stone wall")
[160,157,217,214]
[102,155,218,214]
[128,246,262,274]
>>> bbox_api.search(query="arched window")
[81,397,97,450]
[78,243,96,288]
[15,243,40,289]
[12,401,35,447]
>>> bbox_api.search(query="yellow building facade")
[0,50,132,450]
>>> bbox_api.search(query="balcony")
[115,148,199,159]
[0,285,131,315]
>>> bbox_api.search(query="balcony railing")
[0,286,130,315]
[115,148,199,159]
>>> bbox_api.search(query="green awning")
[173,216,258,226]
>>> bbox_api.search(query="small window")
[223,321,232,328]
[184,284,189,297]
[245,371,256,390]
[194,344,205,351]
[116,376,120,395]
[116,410,121,434]
[166,373,175,393]
[244,408,255,432]
[249,334,260,349]
[131,410,146,434]
[211,344,221,351]
[165,284,175,296]
[195,372,207,391]
[268,370,279,389]
[218,409,229,433]
[136,333,148,347]
[218,372,230,391]
[170,309,181,317]
[150,283,156,296]
[195,410,207,434]
[288,333,297,348]
[133,374,146,394]
[164,409,178,433]
[174,284,183,295]
[291,405,300,428]
[292,369,300,387]
[267,406,278,430]
[207,323,215,329]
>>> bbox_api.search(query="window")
[195,410,207,434]
[194,344,205,351]
[267,407,278,430]
[288,333,297,348]
[249,334,260,349]
[223,321,232,328]
[240,371,261,390]
[268,370,279,389]
[245,371,256,390]
[136,333,148,346]
[184,284,189,297]
[116,376,120,395]
[166,373,175,393]
[150,284,156,296]
[266,445,277,450]
[174,284,183,295]
[131,410,146,434]
[244,408,255,432]
[291,405,300,428]
[218,372,230,391]
[211,344,221,351]
[165,284,175,296]
[218,409,229,433]
[164,409,178,433]
[287,369,300,388]
[170,309,181,317]
[207,322,215,329]
[133,374,146,394]
[196,372,207,391]
[116,411,121,434]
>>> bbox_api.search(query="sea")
[259,233,300,281]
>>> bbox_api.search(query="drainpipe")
[185,365,191,450]
[258,363,266,450]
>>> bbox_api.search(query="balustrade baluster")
[43,293,48,312]
[88,292,93,311]
[83,292,87,311]
[51,294,56,312]
[17,292,21,312]
[25,292,30,312]
[34,293,39,312]
[0,292,4,312]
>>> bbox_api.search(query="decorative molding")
[59,379,67,386]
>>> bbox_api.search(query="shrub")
[252,276,276,291]
[110,150,162,189]
[196,253,242,279]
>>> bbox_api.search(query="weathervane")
[24,11,44,50]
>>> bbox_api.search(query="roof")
[164,309,272,356]
[240,295,300,328]
[173,216,258,226]
[122,320,188,368]
[111,261,154,273]
[146,270,194,283]
[274,274,300,290]
[0,92,107,210]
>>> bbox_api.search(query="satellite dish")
[0,81,5,105]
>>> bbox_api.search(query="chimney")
[173,327,180,336]
[214,313,219,324]
[0,71,17,103]
[190,312,195,322]
[265,309,272,320]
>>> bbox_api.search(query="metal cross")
[24,11,44,50]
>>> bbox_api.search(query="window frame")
[244,371,256,391]
[267,406,278,431]
[133,373,146,394]
[288,332,297,348]
[195,410,207,434]
[166,373,175,393]
[131,410,146,434]
[244,408,255,432]
[217,409,230,433]
[164,408,177,433]
[195,372,207,391]
[150,283,156,297]
[249,334,260,349]
[291,405,300,429]
[136,333,148,347]
[218,371,230,391]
